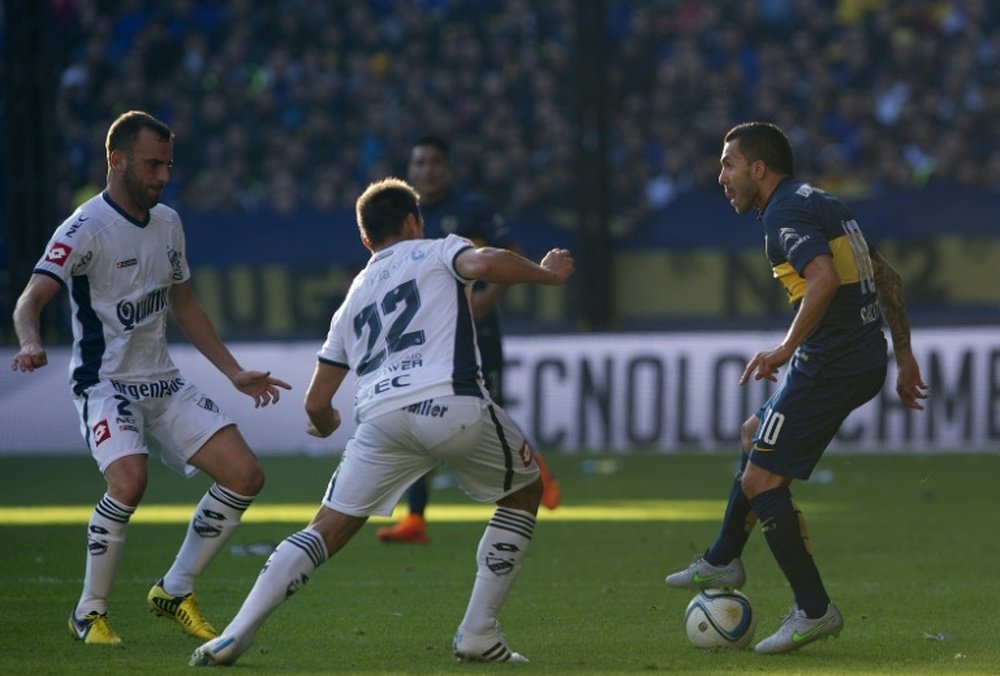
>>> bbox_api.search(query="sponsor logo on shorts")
[196,396,220,412]
[45,242,73,266]
[517,441,532,467]
[116,414,139,433]
[111,377,185,399]
[116,258,137,269]
[93,420,111,446]
[405,399,448,417]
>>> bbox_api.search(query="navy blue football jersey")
[761,179,887,377]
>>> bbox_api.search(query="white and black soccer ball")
[683,588,756,649]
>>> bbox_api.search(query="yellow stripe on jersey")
[772,261,805,304]
[771,235,864,304]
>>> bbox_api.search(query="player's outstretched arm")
[871,251,928,410]
[455,246,575,286]
[304,361,348,437]
[169,280,291,407]
[11,274,62,372]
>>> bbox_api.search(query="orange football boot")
[534,451,561,510]
[376,514,429,543]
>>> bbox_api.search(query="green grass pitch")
[1,452,998,675]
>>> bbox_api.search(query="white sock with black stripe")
[223,528,328,644]
[459,507,536,636]
[162,483,255,596]
[77,493,135,616]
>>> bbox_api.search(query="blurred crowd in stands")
[49,0,1000,235]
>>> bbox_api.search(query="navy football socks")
[750,486,830,618]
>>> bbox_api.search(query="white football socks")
[459,507,536,636]
[162,483,255,596]
[224,528,328,643]
[77,493,134,616]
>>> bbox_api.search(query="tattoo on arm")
[872,252,912,353]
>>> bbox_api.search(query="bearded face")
[122,156,165,211]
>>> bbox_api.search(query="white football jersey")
[33,192,190,393]
[318,234,487,422]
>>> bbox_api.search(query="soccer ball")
[683,588,756,649]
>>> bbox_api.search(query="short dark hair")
[106,110,173,158]
[356,177,421,246]
[412,134,450,160]
[724,122,794,176]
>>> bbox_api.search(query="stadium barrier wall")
[1,327,997,456]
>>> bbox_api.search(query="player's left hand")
[740,344,794,385]
[895,352,928,410]
[232,370,292,408]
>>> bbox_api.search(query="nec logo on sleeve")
[45,242,73,266]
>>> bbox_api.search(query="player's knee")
[499,477,543,513]
[229,460,265,496]
[105,466,147,505]
[740,463,787,499]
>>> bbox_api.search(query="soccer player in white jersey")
[11,111,291,646]
[190,177,574,667]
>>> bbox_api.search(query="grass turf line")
[0,452,998,674]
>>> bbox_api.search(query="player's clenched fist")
[539,248,575,284]
[11,343,48,372]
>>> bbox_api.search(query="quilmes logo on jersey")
[45,242,73,266]
[117,287,169,331]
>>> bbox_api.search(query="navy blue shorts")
[749,363,887,480]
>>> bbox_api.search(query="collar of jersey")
[102,191,151,228]
[757,176,796,221]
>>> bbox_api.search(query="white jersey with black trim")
[33,191,190,394]
[318,234,487,422]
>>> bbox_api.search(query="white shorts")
[322,395,539,517]
[74,378,234,477]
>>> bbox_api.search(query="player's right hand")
[539,248,575,284]
[11,344,48,372]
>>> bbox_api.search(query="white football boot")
[754,602,843,654]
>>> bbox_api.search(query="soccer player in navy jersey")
[190,177,574,666]
[376,136,560,544]
[11,111,290,645]
[664,122,928,653]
